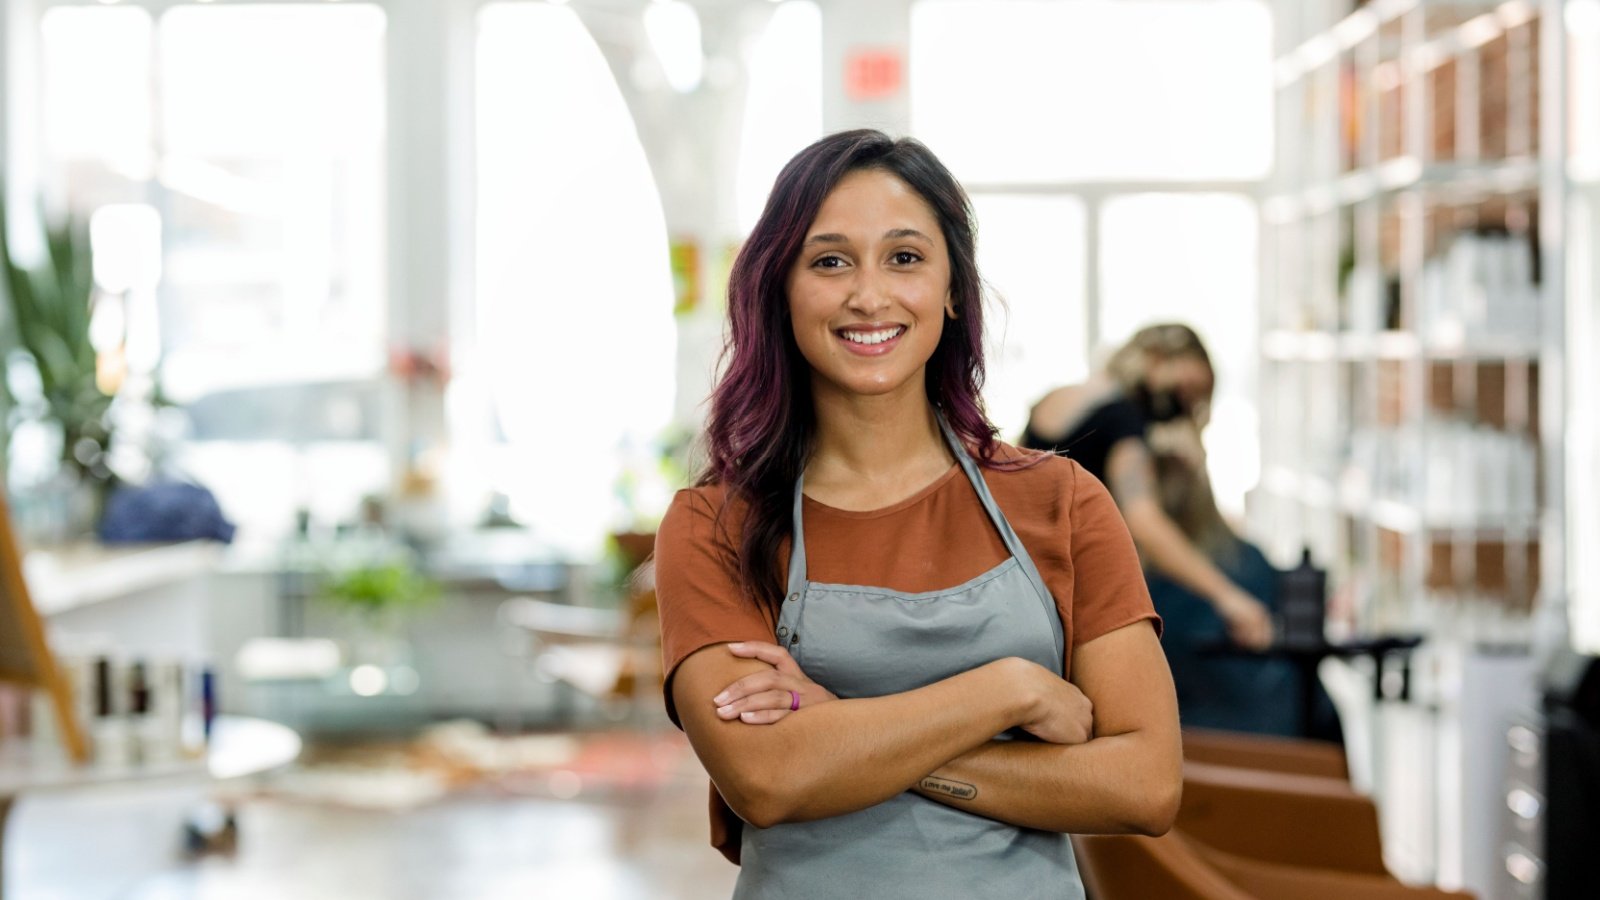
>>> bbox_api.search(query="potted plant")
[318,557,441,670]
[0,190,117,534]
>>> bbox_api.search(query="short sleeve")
[655,488,779,727]
[1068,462,1162,647]
[1098,398,1149,447]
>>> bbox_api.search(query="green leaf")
[0,185,108,432]
[320,559,442,615]
[0,184,110,455]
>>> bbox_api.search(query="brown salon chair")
[1166,731,1474,897]
[1074,832,1475,900]
[1075,831,1255,900]
[1182,727,1349,781]
[1200,846,1474,900]
[1177,760,1390,876]
[1075,826,1260,896]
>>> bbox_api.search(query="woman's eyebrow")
[803,233,850,247]
[802,229,933,247]
[884,228,933,242]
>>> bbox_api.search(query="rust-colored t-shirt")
[655,443,1160,862]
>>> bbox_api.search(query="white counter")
[23,542,223,617]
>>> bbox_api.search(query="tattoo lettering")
[919,776,978,801]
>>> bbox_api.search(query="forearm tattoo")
[919,776,978,801]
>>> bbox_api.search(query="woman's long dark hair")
[698,130,1002,607]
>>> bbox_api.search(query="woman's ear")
[944,294,958,320]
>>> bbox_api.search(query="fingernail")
[713,692,729,705]
[718,705,734,717]
[729,642,744,650]
[740,712,755,721]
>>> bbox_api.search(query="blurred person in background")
[656,130,1180,899]
[1145,422,1341,740]
[1022,323,1274,651]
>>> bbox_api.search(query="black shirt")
[1020,396,1148,486]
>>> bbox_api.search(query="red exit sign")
[845,47,903,101]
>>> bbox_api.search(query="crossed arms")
[671,620,1181,834]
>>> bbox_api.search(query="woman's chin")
[815,371,927,402]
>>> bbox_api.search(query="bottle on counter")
[199,662,217,749]
[128,660,172,764]
[1277,549,1329,650]
[150,660,187,762]
[90,656,131,766]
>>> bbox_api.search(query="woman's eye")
[812,255,848,269]
[891,251,923,265]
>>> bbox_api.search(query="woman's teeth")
[840,327,904,345]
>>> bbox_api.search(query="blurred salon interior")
[0,0,1597,898]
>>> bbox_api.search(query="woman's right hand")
[1211,586,1275,650]
[711,641,838,724]
[1006,658,1095,745]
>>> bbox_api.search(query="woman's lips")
[835,325,906,357]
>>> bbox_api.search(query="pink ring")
[789,690,800,712]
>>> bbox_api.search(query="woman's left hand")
[712,641,838,724]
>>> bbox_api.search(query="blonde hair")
[1105,323,1213,393]
[1152,450,1240,565]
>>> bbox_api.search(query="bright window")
[1098,195,1258,356]
[39,6,152,172]
[472,2,676,558]
[911,0,1270,515]
[40,3,388,398]
[972,195,1088,439]
[910,0,1272,184]
[157,4,388,395]
[36,3,388,537]
[1100,194,1260,513]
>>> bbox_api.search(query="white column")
[384,0,477,501]
[582,3,760,432]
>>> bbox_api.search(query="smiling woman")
[654,131,1181,900]
[785,171,954,402]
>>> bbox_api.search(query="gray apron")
[734,413,1085,900]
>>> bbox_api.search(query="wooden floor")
[7,732,738,900]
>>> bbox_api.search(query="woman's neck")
[804,382,955,510]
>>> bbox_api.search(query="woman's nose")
[845,269,892,316]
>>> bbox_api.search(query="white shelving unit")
[1563,0,1600,675]
[1259,1,1575,896]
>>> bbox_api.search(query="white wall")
[820,0,911,135]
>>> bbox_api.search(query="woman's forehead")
[808,170,941,238]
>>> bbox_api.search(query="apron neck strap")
[788,408,984,593]
[784,407,1064,672]
[786,474,809,598]
[934,410,1036,567]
